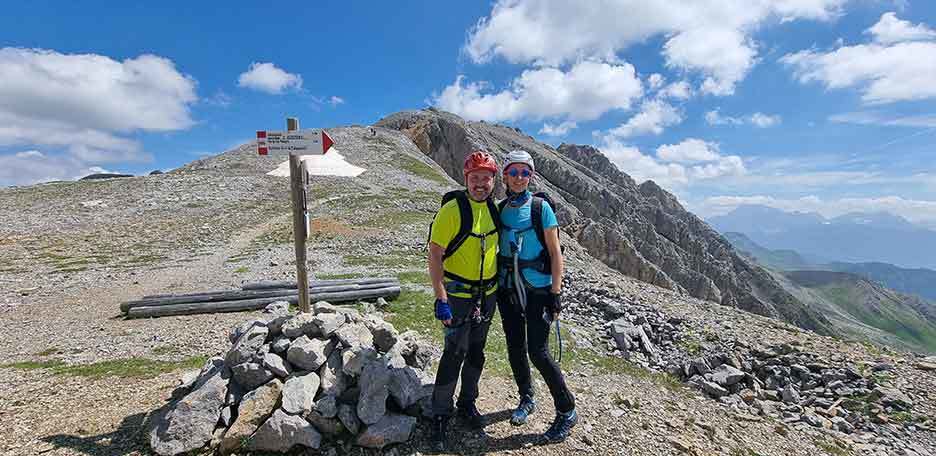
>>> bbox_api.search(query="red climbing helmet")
[463,150,498,176]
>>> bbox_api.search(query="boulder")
[711,364,746,387]
[307,411,346,436]
[313,313,346,337]
[389,365,433,409]
[247,409,321,452]
[229,319,264,344]
[355,413,417,449]
[338,403,362,435]
[281,313,319,339]
[219,379,283,455]
[231,362,274,390]
[319,346,349,397]
[262,353,290,378]
[335,322,375,350]
[782,384,800,404]
[870,386,913,410]
[150,358,229,456]
[271,336,291,354]
[701,380,728,398]
[287,336,337,371]
[314,395,338,418]
[281,372,321,415]
[225,324,269,367]
[357,358,391,424]
[364,315,399,352]
[342,346,379,377]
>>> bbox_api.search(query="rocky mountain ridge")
[376,109,831,335]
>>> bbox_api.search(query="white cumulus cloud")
[867,12,936,45]
[605,99,682,139]
[237,62,303,94]
[433,61,642,122]
[0,48,196,186]
[782,13,936,104]
[657,138,721,163]
[539,120,577,136]
[465,0,846,96]
[705,109,782,127]
[598,137,746,190]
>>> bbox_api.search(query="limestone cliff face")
[376,109,831,334]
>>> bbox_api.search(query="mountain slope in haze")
[376,109,832,334]
[785,271,936,353]
[709,205,936,269]
[725,231,936,302]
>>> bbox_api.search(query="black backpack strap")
[531,196,546,250]
[443,191,473,260]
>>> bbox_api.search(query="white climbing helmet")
[503,149,535,174]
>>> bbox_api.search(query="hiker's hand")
[546,291,562,317]
[435,298,453,326]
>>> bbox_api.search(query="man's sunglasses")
[507,168,532,178]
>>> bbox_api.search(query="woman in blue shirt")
[497,149,576,443]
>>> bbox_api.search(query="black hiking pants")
[497,286,575,413]
[431,292,497,417]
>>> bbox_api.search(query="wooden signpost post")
[257,118,334,313]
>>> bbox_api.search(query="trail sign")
[257,130,334,156]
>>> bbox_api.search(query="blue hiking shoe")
[543,408,577,443]
[510,395,536,426]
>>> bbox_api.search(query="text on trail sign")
[257,130,334,156]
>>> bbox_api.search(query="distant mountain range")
[723,231,936,301]
[782,270,936,353]
[723,232,936,352]
[709,205,936,269]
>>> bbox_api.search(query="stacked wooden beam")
[121,277,400,319]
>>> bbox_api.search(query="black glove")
[545,291,562,316]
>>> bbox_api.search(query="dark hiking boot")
[429,415,448,452]
[543,408,577,443]
[510,395,536,426]
[456,402,486,429]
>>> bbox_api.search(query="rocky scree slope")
[375,109,831,334]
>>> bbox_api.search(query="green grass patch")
[344,252,423,270]
[815,438,851,456]
[151,345,178,356]
[233,266,250,274]
[2,356,207,379]
[34,347,59,357]
[396,153,450,185]
[397,270,429,285]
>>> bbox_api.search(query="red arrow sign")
[322,131,334,154]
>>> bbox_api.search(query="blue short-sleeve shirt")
[498,191,558,289]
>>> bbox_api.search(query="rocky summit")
[1,109,934,456]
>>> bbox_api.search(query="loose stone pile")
[149,300,436,455]
[668,343,925,434]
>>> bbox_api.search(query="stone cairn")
[149,300,436,455]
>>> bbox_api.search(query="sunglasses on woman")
[507,168,531,178]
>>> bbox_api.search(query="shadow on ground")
[41,412,154,455]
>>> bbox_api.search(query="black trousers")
[497,286,575,413]
[431,292,497,417]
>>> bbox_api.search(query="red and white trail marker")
[257,130,333,156]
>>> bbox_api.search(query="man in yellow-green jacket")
[427,151,500,452]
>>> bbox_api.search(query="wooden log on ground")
[242,277,399,291]
[123,281,399,313]
[125,285,401,319]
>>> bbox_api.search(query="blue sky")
[1,1,934,227]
